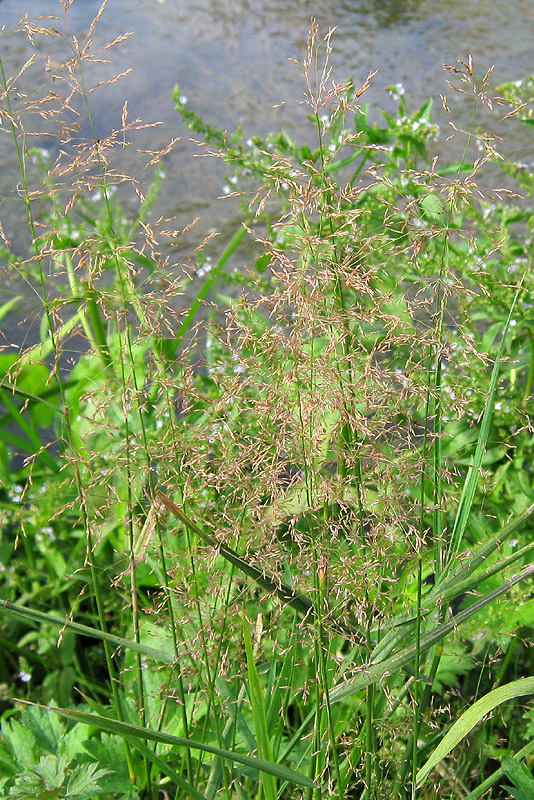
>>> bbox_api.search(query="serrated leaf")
[22,707,62,756]
[0,716,38,770]
[65,762,110,798]
[501,755,534,793]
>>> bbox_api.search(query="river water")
[0,0,533,339]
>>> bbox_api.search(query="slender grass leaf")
[15,312,84,370]
[433,504,534,599]
[25,705,315,788]
[124,736,209,800]
[242,614,277,800]
[0,296,21,322]
[157,491,313,617]
[0,379,61,413]
[0,601,175,664]
[416,678,534,787]
[371,504,534,663]
[445,284,523,563]
[331,566,534,703]
[173,225,246,345]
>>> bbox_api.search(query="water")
[0,0,532,339]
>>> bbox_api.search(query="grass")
[1,6,534,800]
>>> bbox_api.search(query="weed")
[0,7,533,800]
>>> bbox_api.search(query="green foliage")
[0,706,135,799]
[1,12,534,800]
[501,755,534,800]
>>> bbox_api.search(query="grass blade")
[157,491,314,617]
[126,736,209,800]
[370,503,534,664]
[242,613,277,800]
[445,284,523,563]
[330,565,534,703]
[416,678,534,787]
[25,704,316,788]
[0,601,175,664]
[173,225,247,346]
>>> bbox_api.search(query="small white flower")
[389,83,405,101]
[9,485,23,502]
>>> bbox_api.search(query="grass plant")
[1,5,534,799]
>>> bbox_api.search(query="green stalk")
[116,323,147,735]
[180,511,234,800]
[314,103,373,797]
[0,49,137,781]
[523,327,534,401]
[74,51,198,791]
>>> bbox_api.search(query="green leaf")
[463,740,534,800]
[157,492,315,619]
[445,283,523,562]
[501,755,534,795]
[173,225,247,344]
[123,735,208,800]
[32,705,316,788]
[0,296,21,323]
[65,762,111,798]
[0,716,38,771]
[416,678,534,787]
[370,504,534,663]
[420,193,447,225]
[0,601,176,664]
[435,161,472,176]
[243,614,277,800]
[414,97,433,121]
[331,566,534,702]
[22,706,62,755]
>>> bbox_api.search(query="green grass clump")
[1,10,534,800]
